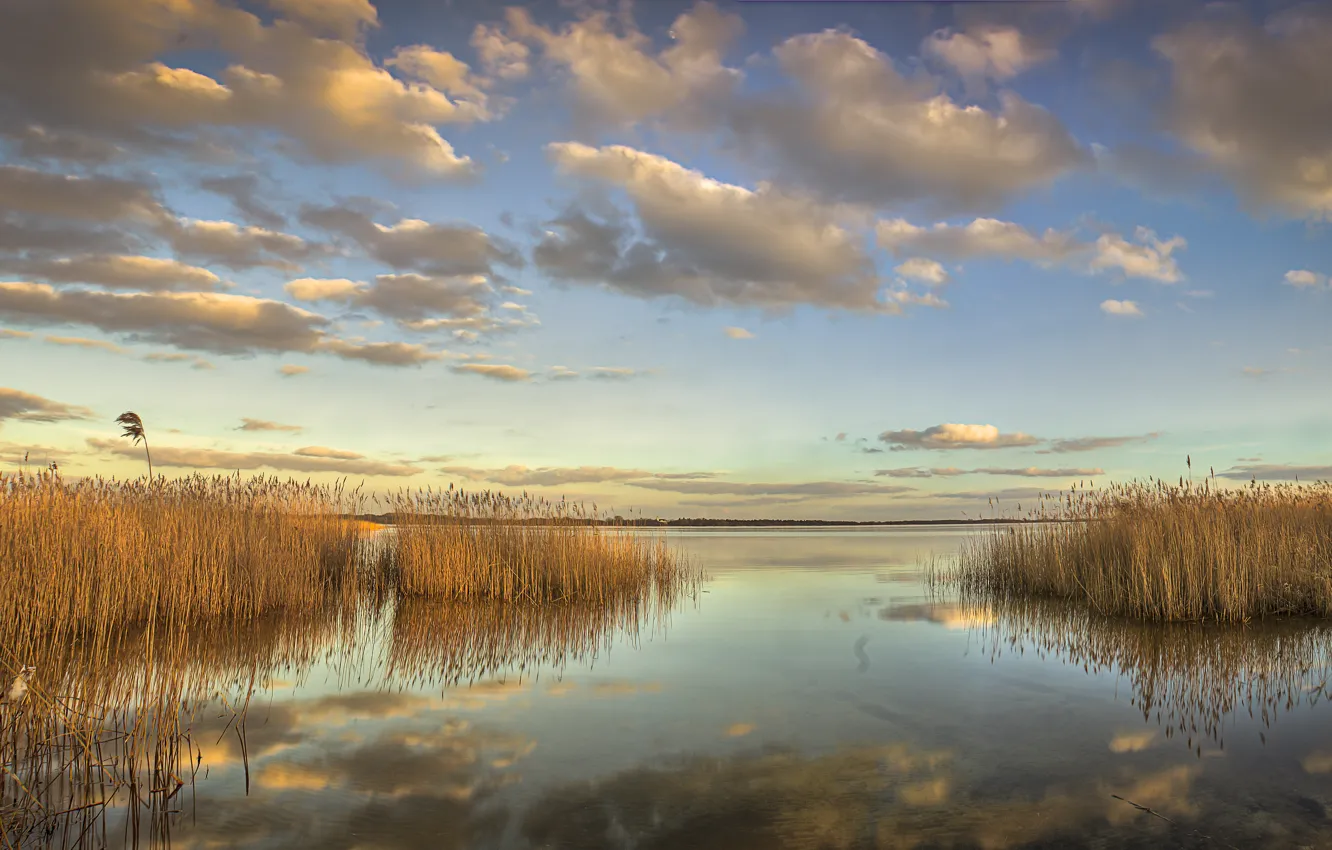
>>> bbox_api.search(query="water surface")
[44,529,1332,848]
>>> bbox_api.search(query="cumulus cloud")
[0,387,94,424]
[1153,7,1332,218]
[237,417,302,433]
[198,174,285,229]
[727,30,1087,211]
[1100,299,1143,317]
[922,25,1055,84]
[158,217,313,272]
[315,339,446,366]
[1284,270,1327,289]
[450,363,532,382]
[1089,229,1185,283]
[893,258,950,286]
[286,273,497,323]
[0,282,326,354]
[0,165,165,222]
[471,23,530,80]
[539,143,888,313]
[724,326,754,339]
[279,364,309,377]
[87,438,420,477]
[877,218,1185,282]
[299,204,522,278]
[0,254,221,291]
[879,423,1040,451]
[0,0,490,178]
[0,281,445,367]
[499,2,744,128]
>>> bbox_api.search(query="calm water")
[88,529,1332,847]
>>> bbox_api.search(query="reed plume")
[115,410,152,479]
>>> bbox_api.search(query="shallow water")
[27,528,1332,848]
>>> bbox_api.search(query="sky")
[0,0,1329,520]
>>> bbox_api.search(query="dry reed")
[383,487,699,604]
[940,477,1332,622]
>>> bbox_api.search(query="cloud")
[158,217,313,272]
[500,2,743,127]
[315,339,446,366]
[922,25,1055,84]
[877,218,1185,282]
[0,254,222,291]
[0,387,94,424]
[589,367,639,380]
[546,366,579,380]
[539,143,888,313]
[471,22,530,81]
[285,273,497,323]
[879,423,1040,451]
[450,363,532,382]
[1153,7,1332,218]
[727,30,1087,211]
[88,438,420,477]
[1089,229,1185,283]
[1039,433,1160,454]
[0,165,165,223]
[1218,464,1332,482]
[724,326,754,340]
[299,204,522,278]
[44,334,127,354]
[267,0,379,41]
[876,466,1100,478]
[893,258,950,286]
[1285,270,1327,289]
[441,465,654,487]
[626,479,913,497]
[198,174,285,229]
[237,417,302,433]
[279,364,308,377]
[1100,299,1143,317]
[292,445,361,460]
[0,282,327,354]
[0,0,491,178]
[0,329,32,339]
[1241,366,1269,379]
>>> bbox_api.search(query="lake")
[59,528,1332,848]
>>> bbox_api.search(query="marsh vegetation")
[940,477,1332,622]
[0,465,695,846]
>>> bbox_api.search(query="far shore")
[352,515,1067,528]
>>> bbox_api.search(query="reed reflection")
[913,594,1332,755]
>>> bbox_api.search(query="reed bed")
[941,477,1332,622]
[384,487,699,604]
[959,593,1332,755]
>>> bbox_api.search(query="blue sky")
[0,0,1329,519]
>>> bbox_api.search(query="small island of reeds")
[936,476,1332,623]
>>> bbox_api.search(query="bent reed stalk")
[938,476,1332,622]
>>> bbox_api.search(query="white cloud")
[724,326,754,339]
[0,387,94,424]
[1284,270,1326,289]
[450,363,532,382]
[0,254,222,291]
[1154,8,1332,218]
[1100,299,1143,317]
[540,143,888,312]
[728,29,1087,211]
[922,25,1055,83]
[893,258,950,286]
[879,424,1040,451]
[1089,228,1185,283]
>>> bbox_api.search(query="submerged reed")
[941,477,1332,622]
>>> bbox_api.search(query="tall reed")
[942,477,1332,622]
[383,487,698,604]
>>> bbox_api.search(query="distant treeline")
[353,514,1060,528]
